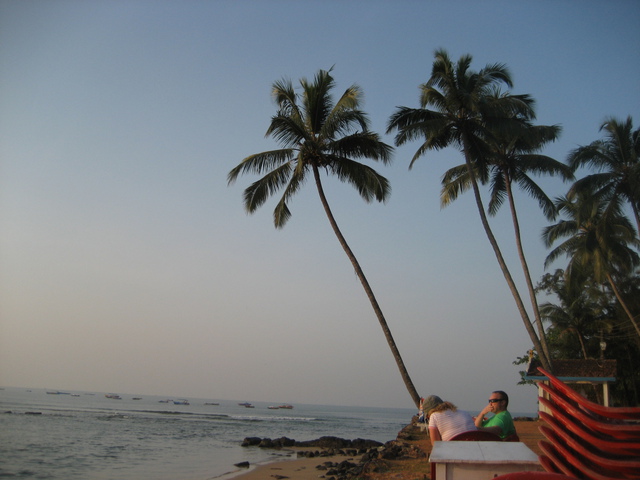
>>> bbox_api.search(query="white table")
[429,441,543,480]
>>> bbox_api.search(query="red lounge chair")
[538,367,640,420]
[538,437,631,480]
[449,430,502,441]
[538,453,564,475]
[538,440,583,479]
[540,410,640,456]
[539,424,640,476]
[540,383,640,440]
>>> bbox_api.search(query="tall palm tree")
[387,49,553,372]
[543,192,640,339]
[228,69,421,407]
[440,118,571,367]
[568,116,640,234]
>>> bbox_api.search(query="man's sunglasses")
[488,399,503,403]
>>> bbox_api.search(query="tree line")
[228,50,640,408]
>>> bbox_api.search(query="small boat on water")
[204,402,219,406]
[268,406,279,409]
[158,399,172,403]
[173,399,190,405]
[238,402,252,407]
[132,397,142,400]
[279,404,294,409]
[105,394,122,400]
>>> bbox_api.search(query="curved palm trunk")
[461,136,552,372]
[504,176,553,367]
[312,165,421,408]
[606,273,640,339]
[578,332,589,360]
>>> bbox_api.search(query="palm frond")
[266,114,308,147]
[322,108,368,141]
[514,173,557,220]
[441,163,473,208]
[242,161,295,213]
[477,62,513,89]
[487,169,507,216]
[273,166,307,228]
[301,69,335,134]
[330,132,393,165]
[330,157,390,203]
[227,149,294,184]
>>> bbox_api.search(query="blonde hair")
[428,401,458,415]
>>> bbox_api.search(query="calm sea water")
[0,387,416,480]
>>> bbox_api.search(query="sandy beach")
[230,420,544,480]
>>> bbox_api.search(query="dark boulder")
[241,437,262,447]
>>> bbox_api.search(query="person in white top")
[422,395,477,441]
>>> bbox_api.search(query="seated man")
[474,390,516,439]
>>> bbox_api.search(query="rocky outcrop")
[241,435,383,450]
[241,427,426,480]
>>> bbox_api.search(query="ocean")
[0,387,417,480]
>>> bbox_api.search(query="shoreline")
[225,449,362,480]
[209,449,302,480]
[224,420,544,480]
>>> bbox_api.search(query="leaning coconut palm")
[440,116,571,367]
[387,49,552,372]
[543,192,640,339]
[567,116,640,234]
[228,69,421,407]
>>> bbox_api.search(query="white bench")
[429,441,543,480]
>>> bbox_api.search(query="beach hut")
[524,359,617,413]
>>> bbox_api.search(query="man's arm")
[474,403,492,428]
[475,404,503,435]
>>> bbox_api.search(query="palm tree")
[387,49,553,372]
[543,192,640,339]
[440,116,571,365]
[567,116,640,234]
[227,69,421,407]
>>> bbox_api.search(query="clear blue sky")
[1,0,639,413]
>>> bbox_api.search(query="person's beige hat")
[422,395,443,413]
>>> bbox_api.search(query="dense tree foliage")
[538,117,640,405]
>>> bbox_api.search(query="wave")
[139,409,229,418]
[228,414,318,422]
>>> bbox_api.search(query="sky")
[1,0,639,415]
